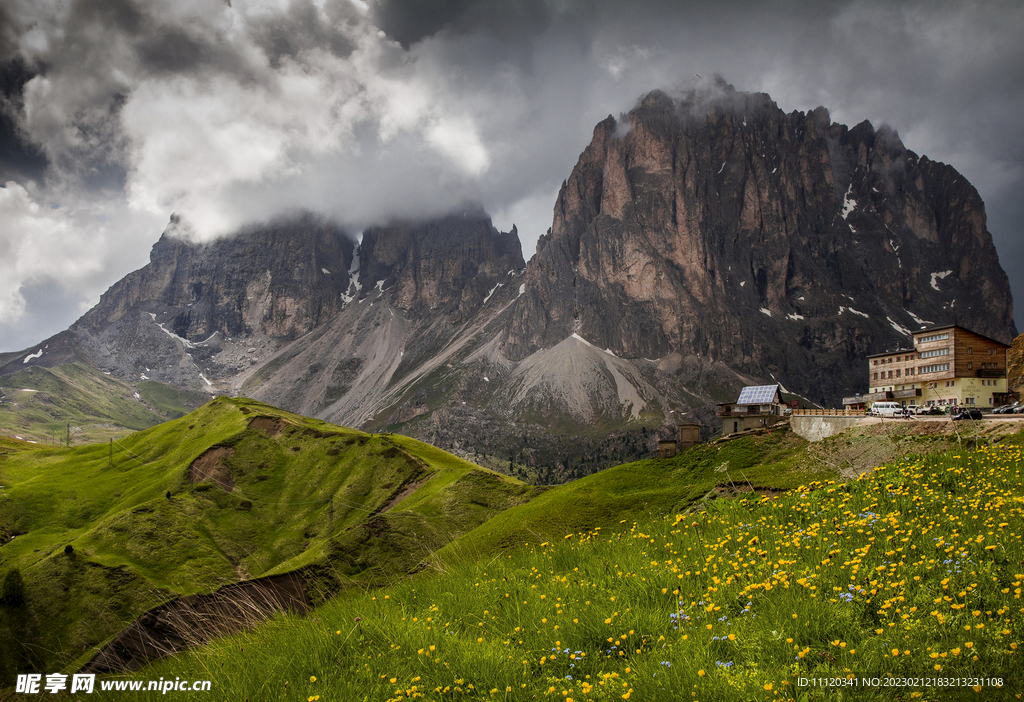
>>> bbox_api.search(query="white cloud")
[110,15,495,239]
[0,182,92,322]
[0,180,161,346]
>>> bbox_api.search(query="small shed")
[678,423,701,450]
[658,439,678,458]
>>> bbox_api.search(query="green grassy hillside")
[127,431,1024,701]
[0,418,844,684]
[0,397,535,676]
[436,426,830,563]
[0,362,208,445]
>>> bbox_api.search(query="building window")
[945,380,955,387]
[896,369,901,377]
[966,397,975,405]
[908,368,915,375]
[968,362,973,370]
[918,332,950,343]
[919,363,950,374]
[919,348,950,359]
[888,371,893,379]
[873,372,878,380]
[967,347,973,354]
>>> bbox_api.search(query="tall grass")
[128,439,1024,700]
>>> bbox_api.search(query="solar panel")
[736,384,780,405]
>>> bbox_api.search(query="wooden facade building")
[845,324,1011,410]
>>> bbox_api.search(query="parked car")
[906,404,924,415]
[870,401,907,418]
[1013,405,1024,414]
[924,406,945,415]
[952,408,983,420]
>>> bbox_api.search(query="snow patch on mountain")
[483,282,503,304]
[906,310,934,327]
[930,270,952,290]
[887,316,913,337]
[841,184,857,219]
[150,312,195,348]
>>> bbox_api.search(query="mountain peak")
[500,85,1016,406]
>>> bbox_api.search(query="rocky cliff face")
[234,211,528,425]
[359,209,525,319]
[64,213,356,387]
[501,82,1016,405]
[1010,333,1024,394]
[80,213,355,341]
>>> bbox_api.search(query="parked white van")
[870,401,906,418]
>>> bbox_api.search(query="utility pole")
[66,423,71,448]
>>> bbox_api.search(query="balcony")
[977,369,1004,378]
[892,388,921,399]
[717,405,777,418]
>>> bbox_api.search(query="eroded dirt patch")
[379,473,430,514]
[713,482,787,499]
[189,447,235,491]
[248,415,286,437]
[81,572,308,674]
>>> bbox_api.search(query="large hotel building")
[844,325,1011,410]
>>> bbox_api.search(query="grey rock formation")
[69,213,355,387]
[501,82,1016,406]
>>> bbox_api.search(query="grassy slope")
[436,426,829,563]
[0,397,535,674]
[0,362,207,445]
[131,429,1024,701]
[0,421,828,681]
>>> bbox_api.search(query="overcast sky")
[1,0,1022,352]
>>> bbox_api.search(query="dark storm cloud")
[135,0,362,75]
[244,0,364,66]
[372,0,554,47]
[0,0,1022,351]
[0,59,48,184]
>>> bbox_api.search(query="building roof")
[913,324,1011,348]
[866,349,915,360]
[865,324,1011,359]
[736,384,782,405]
